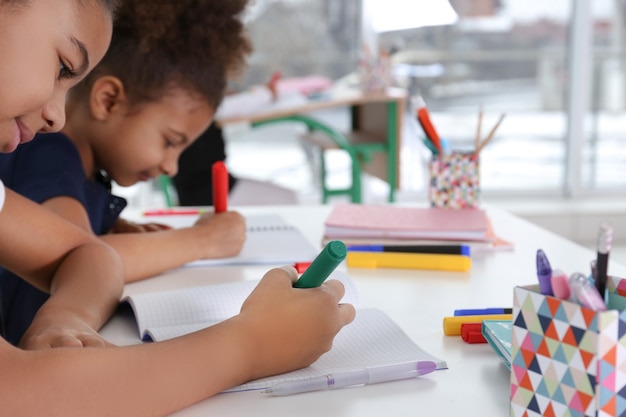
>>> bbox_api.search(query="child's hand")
[20,309,115,350]
[234,266,355,381]
[192,211,246,259]
[110,218,172,233]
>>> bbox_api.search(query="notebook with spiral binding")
[144,213,318,267]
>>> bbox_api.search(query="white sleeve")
[0,180,5,212]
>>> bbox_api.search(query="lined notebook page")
[124,271,359,342]
[143,213,318,267]
[228,308,447,392]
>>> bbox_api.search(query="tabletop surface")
[100,204,626,417]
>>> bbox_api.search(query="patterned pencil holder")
[510,277,626,417]
[428,151,480,209]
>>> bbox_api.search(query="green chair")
[252,113,394,204]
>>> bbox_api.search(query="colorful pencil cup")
[428,151,480,209]
[510,277,626,417]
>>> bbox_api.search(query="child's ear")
[89,76,127,121]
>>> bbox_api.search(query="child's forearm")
[102,212,246,283]
[46,241,124,328]
[3,321,254,417]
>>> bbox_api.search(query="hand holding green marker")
[293,241,347,288]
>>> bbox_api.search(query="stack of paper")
[323,203,513,253]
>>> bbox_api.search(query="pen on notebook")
[454,308,512,316]
[595,222,613,299]
[293,241,346,288]
[536,249,553,296]
[414,96,442,153]
[212,161,229,213]
[348,244,470,256]
[262,361,437,396]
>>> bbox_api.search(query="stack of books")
[323,204,512,271]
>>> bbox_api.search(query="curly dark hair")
[72,0,252,111]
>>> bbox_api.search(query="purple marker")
[536,249,553,296]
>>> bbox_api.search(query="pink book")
[324,203,489,241]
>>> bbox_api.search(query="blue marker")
[454,308,512,316]
[347,244,470,256]
[536,249,553,296]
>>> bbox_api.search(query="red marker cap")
[461,322,487,344]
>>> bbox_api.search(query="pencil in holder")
[510,276,626,417]
[428,151,479,209]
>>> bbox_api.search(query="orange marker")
[212,161,228,213]
[415,96,442,153]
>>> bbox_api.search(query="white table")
[100,204,626,416]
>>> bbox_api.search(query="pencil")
[476,112,506,153]
[474,105,483,153]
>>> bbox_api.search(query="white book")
[123,271,447,392]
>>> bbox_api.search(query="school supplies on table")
[510,277,626,417]
[263,360,437,396]
[323,204,513,253]
[536,249,553,296]
[324,203,489,241]
[461,322,486,344]
[475,112,506,154]
[123,271,447,393]
[347,250,471,272]
[595,222,613,299]
[443,314,513,336]
[348,244,470,255]
[454,308,512,316]
[481,320,512,370]
[141,213,318,267]
[414,95,442,154]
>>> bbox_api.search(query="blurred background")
[117,0,626,257]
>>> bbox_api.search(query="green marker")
[293,241,347,288]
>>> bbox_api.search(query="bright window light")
[364,0,458,33]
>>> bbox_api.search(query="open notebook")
[144,213,318,267]
[123,271,447,392]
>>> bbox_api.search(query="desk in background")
[101,204,626,416]
[215,87,407,203]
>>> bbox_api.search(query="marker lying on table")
[212,161,229,213]
[347,251,471,272]
[443,314,513,336]
[293,241,346,288]
[454,308,512,316]
[348,244,470,256]
[262,360,437,396]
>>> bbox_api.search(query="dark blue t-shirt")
[0,132,126,345]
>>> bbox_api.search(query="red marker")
[293,262,312,274]
[415,96,442,153]
[461,322,487,344]
[212,161,228,213]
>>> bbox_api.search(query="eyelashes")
[57,59,78,81]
